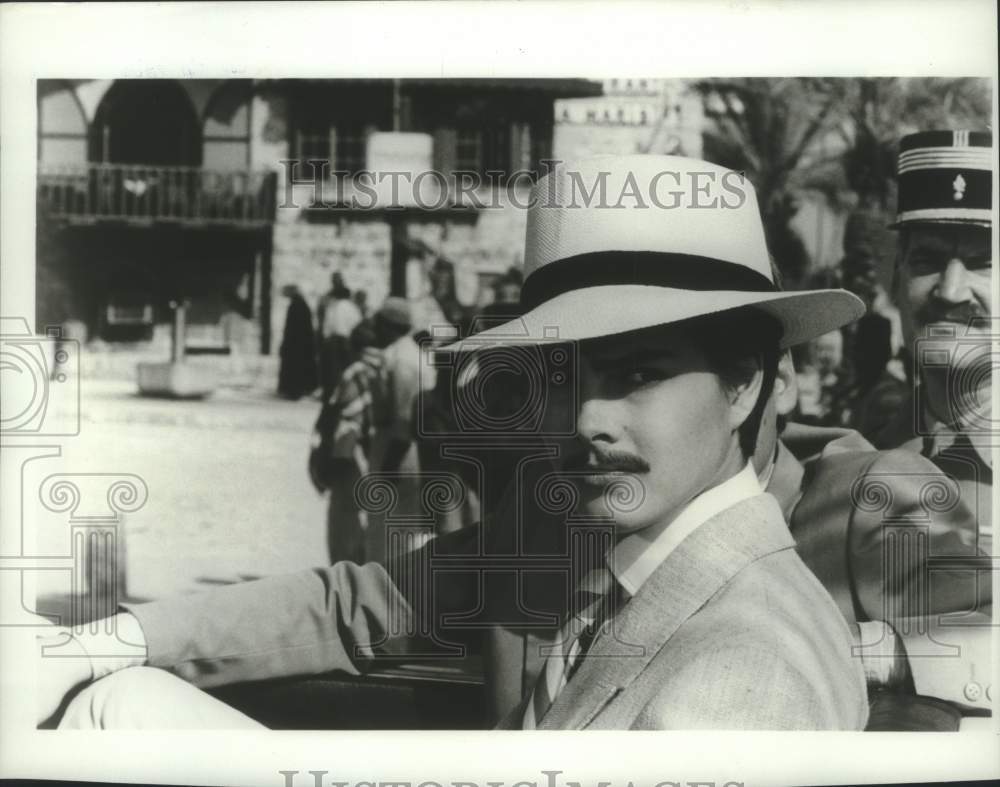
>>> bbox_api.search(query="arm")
[41,522,487,704]
[903,620,993,712]
[861,614,993,712]
[120,561,413,689]
[849,448,989,621]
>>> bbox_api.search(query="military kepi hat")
[895,130,992,227]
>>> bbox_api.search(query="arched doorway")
[90,80,201,166]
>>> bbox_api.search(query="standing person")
[41,155,868,731]
[276,284,318,400]
[352,289,369,320]
[316,272,363,399]
[428,257,477,337]
[365,298,430,563]
[872,130,992,568]
[479,268,526,323]
[809,329,849,424]
[312,319,377,565]
[850,304,906,440]
[315,298,423,565]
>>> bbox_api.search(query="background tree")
[835,77,991,291]
[695,77,847,288]
[696,77,991,292]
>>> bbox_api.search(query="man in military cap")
[871,130,993,622]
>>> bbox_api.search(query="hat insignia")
[952,173,967,201]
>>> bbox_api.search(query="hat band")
[895,208,993,225]
[897,168,991,213]
[521,252,776,310]
[898,149,992,173]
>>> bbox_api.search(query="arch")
[90,80,201,166]
[38,80,88,134]
[203,80,253,137]
[201,80,253,171]
[37,80,90,165]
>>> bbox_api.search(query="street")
[32,377,328,607]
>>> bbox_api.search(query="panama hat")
[444,154,863,351]
[893,130,992,228]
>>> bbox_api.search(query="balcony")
[37,164,278,227]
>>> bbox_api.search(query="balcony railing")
[37,164,278,226]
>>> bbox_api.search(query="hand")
[32,614,93,727]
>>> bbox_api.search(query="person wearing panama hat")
[37,154,868,731]
[442,154,868,729]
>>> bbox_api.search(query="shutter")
[328,126,338,170]
[509,122,532,172]
[433,127,458,179]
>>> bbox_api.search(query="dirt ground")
[27,377,328,611]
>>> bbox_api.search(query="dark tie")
[523,567,619,728]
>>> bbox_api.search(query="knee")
[59,667,185,729]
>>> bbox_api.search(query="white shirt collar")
[608,461,763,598]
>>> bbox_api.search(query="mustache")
[915,299,988,328]
[563,448,650,474]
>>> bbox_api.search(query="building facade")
[553,78,704,160]
[36,78,602,368]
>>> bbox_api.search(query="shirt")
[523,461,765,728]
[379,333,427,444]
[609,461,764,598]
[320,297,362,340]
[327,346,386,461]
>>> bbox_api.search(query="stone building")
[37,76,857,385]
[553,78,703,160]
[36,78,602,376]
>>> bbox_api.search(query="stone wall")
[270,219,392,345]
[269,183,533,347]
[553,79,704,161]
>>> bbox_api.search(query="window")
[296,126,370,176]
[297,130,331,162]
[455,129,482,172]
[335,128,367,175]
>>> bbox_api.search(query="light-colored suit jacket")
[498,493,866,729]
[126,493,867,730]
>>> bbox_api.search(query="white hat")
[445,154,863,350]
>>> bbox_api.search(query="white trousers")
[59,667,265,729]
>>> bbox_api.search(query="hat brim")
[442,285,864,351]
[889,216,993,230]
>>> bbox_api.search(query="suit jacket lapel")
[537,494,795,729]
